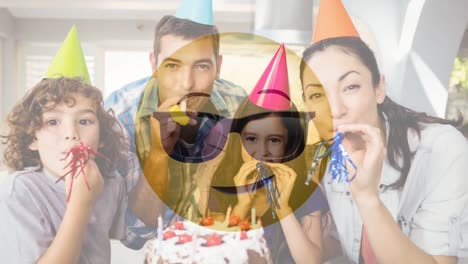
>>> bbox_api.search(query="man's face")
[155,34,221,111]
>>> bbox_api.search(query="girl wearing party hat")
[0,26,127,263]
[195,44,327,263]
[300,0,468,263]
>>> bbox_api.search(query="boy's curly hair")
[2,77,127,175]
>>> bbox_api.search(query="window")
[18,44,96,94]
[24,54,96,90]
[104,51,151,97]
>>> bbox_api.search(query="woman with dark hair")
[299,1,468,263]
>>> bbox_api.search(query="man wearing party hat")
[300,0,467,263]
[104,0,247,250]
[0,26,128,263]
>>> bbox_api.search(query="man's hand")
[150,96,197,156]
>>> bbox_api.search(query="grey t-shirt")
[0,167,127,263]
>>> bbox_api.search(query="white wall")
[398,0,468,117]
[342,0,404,98]
[15,18,250,43]
[0,8,15,121]
[0,37,3,119]
[459,28,468,57]
[2,1,468,120]
[0,16,251,121]
[342,0,468,118]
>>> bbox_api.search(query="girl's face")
[240,115,288,163]
[302,46,385,140]
[29,94,101,178]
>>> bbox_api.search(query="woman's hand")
[268,163,297,217]
[337,124,386,201]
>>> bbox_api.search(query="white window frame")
[98,40,152,96]
[103,49,153,97]
[17,42,99,95]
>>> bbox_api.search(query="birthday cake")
[144,217,272,264]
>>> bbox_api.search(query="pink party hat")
[249,44,291,111]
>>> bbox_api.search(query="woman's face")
[240,115,288,163]
[302,46,385,140]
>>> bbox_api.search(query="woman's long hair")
[300,37,463,189]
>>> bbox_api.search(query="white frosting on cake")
[144,221,271,264]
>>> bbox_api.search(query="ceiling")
[0,0,255,21]
[1,0,467,55]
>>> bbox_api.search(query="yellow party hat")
[44,25,91,84]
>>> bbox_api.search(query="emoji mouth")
[257,89,291,101]
[211,174,275,194]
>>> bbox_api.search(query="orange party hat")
[312,0,360,43]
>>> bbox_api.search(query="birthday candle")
[157,216,163,244]
[255,218,263,239]
[223,205,232,227]
[251,208,256,226]
[192,230,198,260]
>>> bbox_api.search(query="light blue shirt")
[104,76,246,249]
[0,168,127,263]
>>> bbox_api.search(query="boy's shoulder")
[0,168,43,201]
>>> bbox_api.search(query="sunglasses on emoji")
[151,92,315,163]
